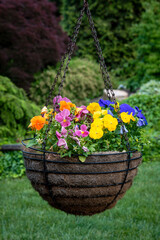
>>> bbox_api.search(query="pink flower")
[53,95,62,105]
[53,95,71,105]
[56,127,67,139]
[75,106,89,120]
[57,138,68,149]
[55,109,71,127]
[75,124,89,137]
[61,97,71,102]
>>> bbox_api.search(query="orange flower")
[60,101,70,111]
[29,116,46,130]
[60,101,76,111]
[68,102,76,109]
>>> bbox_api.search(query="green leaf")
[78,156,86,163]
[26,139,37,148]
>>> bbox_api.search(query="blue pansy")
[120,103,135,116]
[98,99,114,110]
[135,106,148,126]
[137,119,145,127]
[107,109,113,116]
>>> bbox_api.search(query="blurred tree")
[112,0,160,92]
[127,0,160,91]
[61,0,144,69]
[0,0,68,91]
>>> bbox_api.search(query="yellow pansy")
[75,107,83,116]
[87,102,101,115]
[93,109,108,119]
[103,114,118,131]
[101,110,108,115]
[103,114,113,122]
[130,112,135,121]
[93,111,102,119]
[91,118,103,129]
[121,112,135,123]
[121,112,131,123]
[89,127,103,139]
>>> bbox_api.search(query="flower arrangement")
[28,95,147,161]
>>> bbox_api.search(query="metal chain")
[57,5,86,95]
[85,2,114,101]
[45,4,86,107]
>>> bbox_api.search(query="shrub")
[49,0,63,14]
[138,80,160,96]
[0,76,40,140]
[0,0,68,91]
[121,94,160,161]
[30,58,118,106]
[61,0,144,69]
[0,151,25,179]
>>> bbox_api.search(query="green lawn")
[0,162,160,240]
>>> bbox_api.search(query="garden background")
[0,0,160,239]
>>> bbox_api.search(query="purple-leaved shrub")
[0,0,68,91]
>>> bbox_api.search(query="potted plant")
[22,95,147,215]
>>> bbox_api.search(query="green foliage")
[138,80,160,95]
[30,58,115,105]
[122,94,160,161]
[0,151,25,179]
[61,0,144,68]
[113,1,160,91]
[0,76,40,140]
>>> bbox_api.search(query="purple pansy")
[75,125,89,137]
[120,103,135,116]
[135,106,147,126]
[57,138,68,149]
[56,127,67,139]
[75,105,89,120]
[55,109,71,127]
[53,95,62,105]
[53,95,71,105]
[98,99,114,110]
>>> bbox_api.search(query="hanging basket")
[22,1,144,216]
[22,139,142,216]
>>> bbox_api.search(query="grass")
[0,162,160,240]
